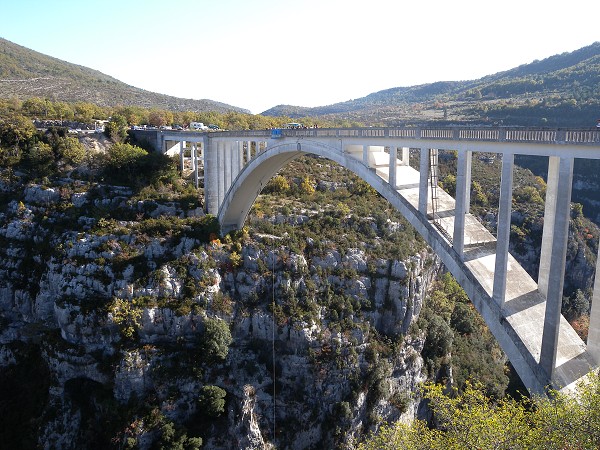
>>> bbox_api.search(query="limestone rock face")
[0,179,440,450]
[229,385,271,450]
[113,349,154,403]
[24,185,61,205]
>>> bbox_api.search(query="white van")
[190,122,208,130]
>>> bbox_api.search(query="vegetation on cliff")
[359,372,600,450]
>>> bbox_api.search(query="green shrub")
[156,421,202,449]
[450,303,477,335]
[202,317,232,361]
[198,385,226,418]
[266,175,290,193]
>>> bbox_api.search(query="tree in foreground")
[357,371,600,450]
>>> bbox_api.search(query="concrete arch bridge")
[131,126,600,395]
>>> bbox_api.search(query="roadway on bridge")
[375,162,592,391]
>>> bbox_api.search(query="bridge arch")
[218,139,549,395]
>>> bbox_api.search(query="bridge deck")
[376,162,592,391]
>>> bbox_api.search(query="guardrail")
[207,127,600,145]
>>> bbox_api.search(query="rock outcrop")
[0,178,439,449]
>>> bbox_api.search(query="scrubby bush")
[156,421,202,450]
[423,315,453,360]
[198,385,227,418]
[358,373,600,450]
[104,143,147,176]
[0,113,37,150]
[104,114,129,142]
[201,318,232,361]
[265,174,290,193]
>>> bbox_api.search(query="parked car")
[190,122,208,130]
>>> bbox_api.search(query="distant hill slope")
[0,38,249,113]
[263,42,600,127]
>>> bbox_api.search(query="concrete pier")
[493,153,514,307]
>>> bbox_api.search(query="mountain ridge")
[1,37,599,126]
[0,37,249,114]
[261,42,600,126]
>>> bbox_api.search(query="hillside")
[3,36,598,126]
[263,42,600,127]
[0,38,248,113]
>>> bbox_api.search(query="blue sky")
[1,0,598,113]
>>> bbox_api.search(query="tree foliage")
[265,174,290,194]
[104,114,129,142]
[55,135,85,166]
[155,421,202,450]
[24,142,54,175]
[103,142,148,182]
[201,317,232,361]
[358,372,600,450]
[413,272,508,396]
[197,385,226,418]
[0,113,37,150]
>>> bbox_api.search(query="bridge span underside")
[142,127,600,395]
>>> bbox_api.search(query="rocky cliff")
[0,177,439,449]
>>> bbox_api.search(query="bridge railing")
[459,129,500,140]
[565,129,600,143]
[211,127,600,145]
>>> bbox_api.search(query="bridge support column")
[191,143,196,172]
[231,142,237,180]
[539,156,574,378]
[589,253,600,363]
[419,148,430,215]
[192,144,198,189]
[217,141,225,208]
[179,141,185,173]
[237,141,244,173]
[399,147,410,166]
[363,145,369,166]
[159,134,165,154]
[453,150,472,255]
[204,137,219,215]
[493,153,514,307]
[231,141,240,182]
[246,141,252,162]
[197,141,203,161]
[586,245,600,364]
[389,146,397,189]
[224,142,232,194]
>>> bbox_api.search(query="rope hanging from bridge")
[270,220,277,444]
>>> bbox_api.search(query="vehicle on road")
[190,122,208,130]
